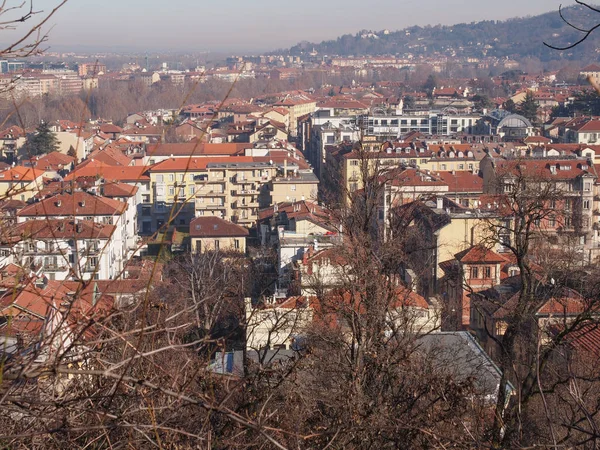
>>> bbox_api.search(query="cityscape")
[2,1,600,448]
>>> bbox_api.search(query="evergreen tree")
[472,94,492,112]
[502,98,517,113]
[518,91,539,124]
[67,145,77,159]
[24,121,60,156]
[423,74,438,96]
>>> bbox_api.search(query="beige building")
[273,97,317,137]
[329,141,487,204]
[0,166,45,201]
[189,216,249,253]
[270,170,319,204]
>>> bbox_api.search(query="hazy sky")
[5,0,573,52]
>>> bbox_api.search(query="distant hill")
[287,5,600,62]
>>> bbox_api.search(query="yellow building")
[0,166,45,201]
[335,143,487,201]
[273,97,317,137]
[189,216,249,253]
[270,171,319,204]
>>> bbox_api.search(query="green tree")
[24,122,60,157]
[518,91,539,124]
[472,94,492,112]
[503,98,518,113]
[423,74,438,95]
[67,145,77,159]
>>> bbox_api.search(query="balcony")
[234,200,258,209]
[233,189,259,196]
[199,203,225,210]
[196,190,226,197]
[43,263,68,272]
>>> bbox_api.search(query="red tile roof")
[0,166,44,182]
[64,161,150,182]
[189,216,249,238]
[101,182,138,198]
[3,219,115,242]
[18,191,127,217]
[29,151,76,171]
[455,246,506,264]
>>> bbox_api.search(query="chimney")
[56,200,62,207]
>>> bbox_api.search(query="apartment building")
[327,140,487,201]
[148,153,311,229]
[0,166,45,201]
[360,112,480,139]
[16,191,132,276]
[193,160,279,227]
[0,219,117,280]
[273,97,317,137]
[480,156,600,262]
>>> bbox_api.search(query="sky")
[1,0,574,53]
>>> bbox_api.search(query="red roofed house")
[0,277,114,362]
[189,216,249,254]
[481,155,599,259]
[439,245,510,329]
[245,285,440,351]
[571,119,600,145]
[0,166,45,202]
[0,219,117,280]
[16,191,135,273]
[0,126,27,161]
[470,277,587,359]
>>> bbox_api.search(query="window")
[169,174,174,182]
[350,160,359,166]
[168,186,175,196]
[189,186,195,195]
[468,164,474,171]
[585,182,592,191]
[142,194,150,203]
[214,240,220,251]
[470,267,479,279]
[458,164,464,170]
[584,200,591,210]
[550,199,556,209]
[549,216,556,227]
[441,164,447,170]
[290,184,296,191]
[484,267,491,278]
[156,174,164,182]
[234,239,240,249]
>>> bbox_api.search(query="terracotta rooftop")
[18,191,127,217]
[189,216,249,238]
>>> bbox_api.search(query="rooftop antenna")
[145,53,149,72]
